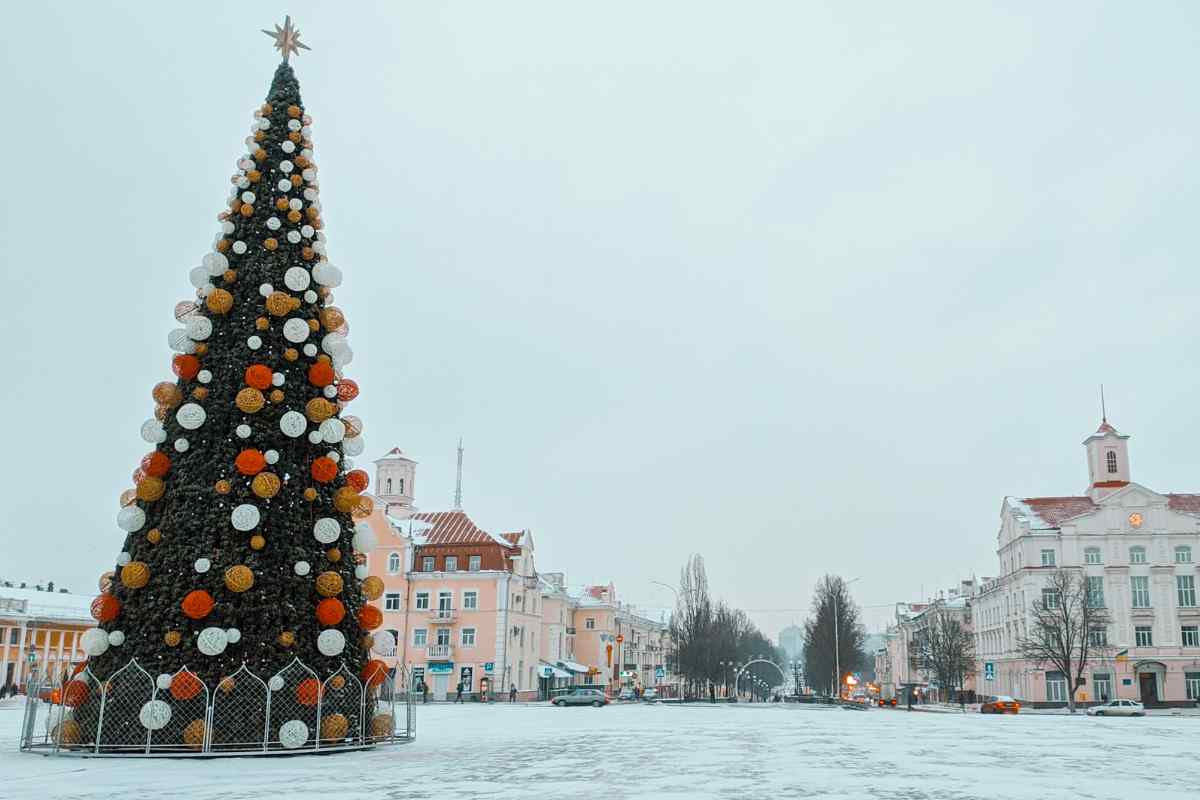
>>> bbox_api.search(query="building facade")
[1,583,94,691]
[974,420,1200,707]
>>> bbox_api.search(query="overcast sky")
[4,2,1200,636]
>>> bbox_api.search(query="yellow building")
[1,583,95,691]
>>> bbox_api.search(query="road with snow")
[3,699,1195,799]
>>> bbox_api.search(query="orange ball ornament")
[215,479,231,494]
[236,387,265,413]
[170,672,203,701]
[303,487,318,501]
[266,291,294,316]
[361,659,388,688]
[250,534,266,550]
[264,238,278,251]
[141,451,171,477]
[152,382,183,408]
[315,571,344,597]
[357,604,383,631]
[207,288,234,314]
[345,469,369,492]
[164,630,182,647]
[172,354,200,380]
[287,104,301,118]
[120,562,150,590]
[319,307,345,331]
[310,457,337,483]
[146,528,162,544]
[315,597,345,626]
[333,486,360,513]
[63,679,90,708]
[296,677,323,706]
[90,594,121,623]
[326,547,342,563]
[320,713,349,741]
[182,719,206,750]
[181,590,214,620]
[244,364,273,390]
[224,565,254,593]
[307,361,335,387]
[235,449,266,475]
[278,630,296,647]
[136,477,164,502]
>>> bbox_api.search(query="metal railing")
[18,657,416,757]
[431,607,456,622]
[426,644,453,660]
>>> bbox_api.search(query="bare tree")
[911,607,975,706]
[1017,568,1113,713]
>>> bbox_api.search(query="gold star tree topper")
[262,15,311,63]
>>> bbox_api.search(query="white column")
[15,622,26,687]
[0,626,9,687]
[41,627,52,672]
[55,628,66,680]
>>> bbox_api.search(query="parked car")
[1086,699,1145,717]
[552,688,609,707]
[980,695,1020,714]
[642,688,659,702]
[617,688,635,701]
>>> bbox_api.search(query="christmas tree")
[63,19,392,751]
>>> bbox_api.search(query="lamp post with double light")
[650,580,684,702]
[833,577,861,699]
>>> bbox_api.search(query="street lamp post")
[833,577,862,699]
[651,580,684,702]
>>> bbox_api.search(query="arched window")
[1176,546,1193,564]
[386,477,393,494]
[1129,546,1146,564]
[387,552,401,574]
[1106,451,1118,474]
[1085,547,1102,565]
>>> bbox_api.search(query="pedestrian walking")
[455,681,464,704]
[419,679,428,704]
[509,683,517,703]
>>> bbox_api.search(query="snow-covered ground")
[3,699,1196,799]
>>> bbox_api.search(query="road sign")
[984,662,994,682]
[616,634,624,643]
[655,667,665,679]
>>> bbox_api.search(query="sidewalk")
[910,701,1200,718]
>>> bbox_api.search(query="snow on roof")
[411,510,516,548]
[0,587,94,623]
[1167,494,1200,515]
[373,446,417,463]
[1005,496,1096,529]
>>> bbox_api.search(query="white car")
[1086,699,1145,717]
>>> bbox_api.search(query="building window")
[382,629,398,652]
[1088,627,1108,647]
[412,666,425,685]
[585,618,595,630]
[413,628,428,647]
[1106,450,1118,474]
[1086,576,1105,608]
[1085,547,1102,565]
[415,592,430,610]
[422,556,435,572]
[468,555,481,572]
[1134,626,1153,647]
[399,478,405,494]
[445,556,458,572]
[384,593,401,611]
[1182,626,1200,647]
[461,627,476,647]
[1187,672,1200,701]
[1176,546,1193,564]
[386,478,393,494]
[463,591,478,610]
[1046,671,1067,703]
[1129,546,1146,565]
[1130,576,1151,608]
[1041,588,1061,610]
[387,552,401,574]
[1093,673,1112,702]
[1040,549,1056,567]
[1178,575,1197,608]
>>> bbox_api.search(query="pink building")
[974,419,1200,708]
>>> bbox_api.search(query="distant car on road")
[877,697,897,707]
[552,688,609,707]
[617,688,636,702]
[642,688,659,702]
[1086,699,1145,717]
[980,695,1020,714]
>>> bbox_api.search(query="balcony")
[426,644,453,660]
[430,607,456,623]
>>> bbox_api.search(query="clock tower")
[1084,419,1130,500]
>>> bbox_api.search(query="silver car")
[552,688,609,707]
[1086,699,1145,717]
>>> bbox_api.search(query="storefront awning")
[539,664,571,679]
[556,660,589,674]
[427,662,454,674]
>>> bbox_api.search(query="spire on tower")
[1100,384,1107,423]
[453,438,464,510]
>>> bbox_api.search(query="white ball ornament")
[176,403,207,430]
[247,335,263,350]
[268,676,285,692]
[289,198,303,211]
[168,328,196,354]
[343,437,365,457]
[284,267,310,291]
[332,346,354,369]
[317,629,345,656]
[198,370,212,384]
[287,230,301,244]
[279,720,309,749]
[313,518,340,544]
[352,527,377,553]
[116,551,132,566]
[236,176,251,189]
[185,316,212,341]
[277,178,292,192]
[194,558,211,574]
[258,283,274,298]
[139,700,172,731]
[202,252,229,276]
[282,140,296,153]
[319,418,346,443]
[222,219,236,233]
[354,565,369,580]
[266,216,282,231]
[279,411,307,438]
[226,628,241,644]
[240,191,256,204]
[156,673,173,691]
[272,371,285,386]
[279,160,294,174]
[303,188,317,201]
[107,630,125,647]
[238,158,254,170]
[230,504,261,532]
[197,627,229,656]
[80,628,110,656]
[258,117,271,130]
[236,424,251,439]
[302,168,316,182]
[283,318,310,343]
[294,561,311,576]
[301,224,314,237]
[326,450,340,463]
[301,126,312,138]
[232,240,247,254]
[323,385,338,399]
[264,449,279,464]
[372,630,396,655]
[189,266,209,289]
[288,118,302,131]
[117,506,146,532]
[313,240,327,255]
[303,343,318,357]
[343,458,355,470]
[308,430,323,444]
[313,262,342,287]
[174,438,190,452]
[304,290,318,303]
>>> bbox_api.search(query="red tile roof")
[1021,496,1097,527]
[1168,494,1200,514]
[411,511,504,546]
[500,532,522,546]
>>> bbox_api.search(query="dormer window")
[1106,450,1118,474]
[386,478,393,494]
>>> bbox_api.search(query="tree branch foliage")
[802,575,866,696]
[910,607,975,702]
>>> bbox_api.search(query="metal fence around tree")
[18,657,415,757]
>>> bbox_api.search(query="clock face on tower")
[1128,512,1144,529]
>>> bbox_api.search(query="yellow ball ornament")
[315,571,343,597]
[120,561,150,589]
[224,565,254,593]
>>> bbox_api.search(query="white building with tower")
[973,417,1200,707]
